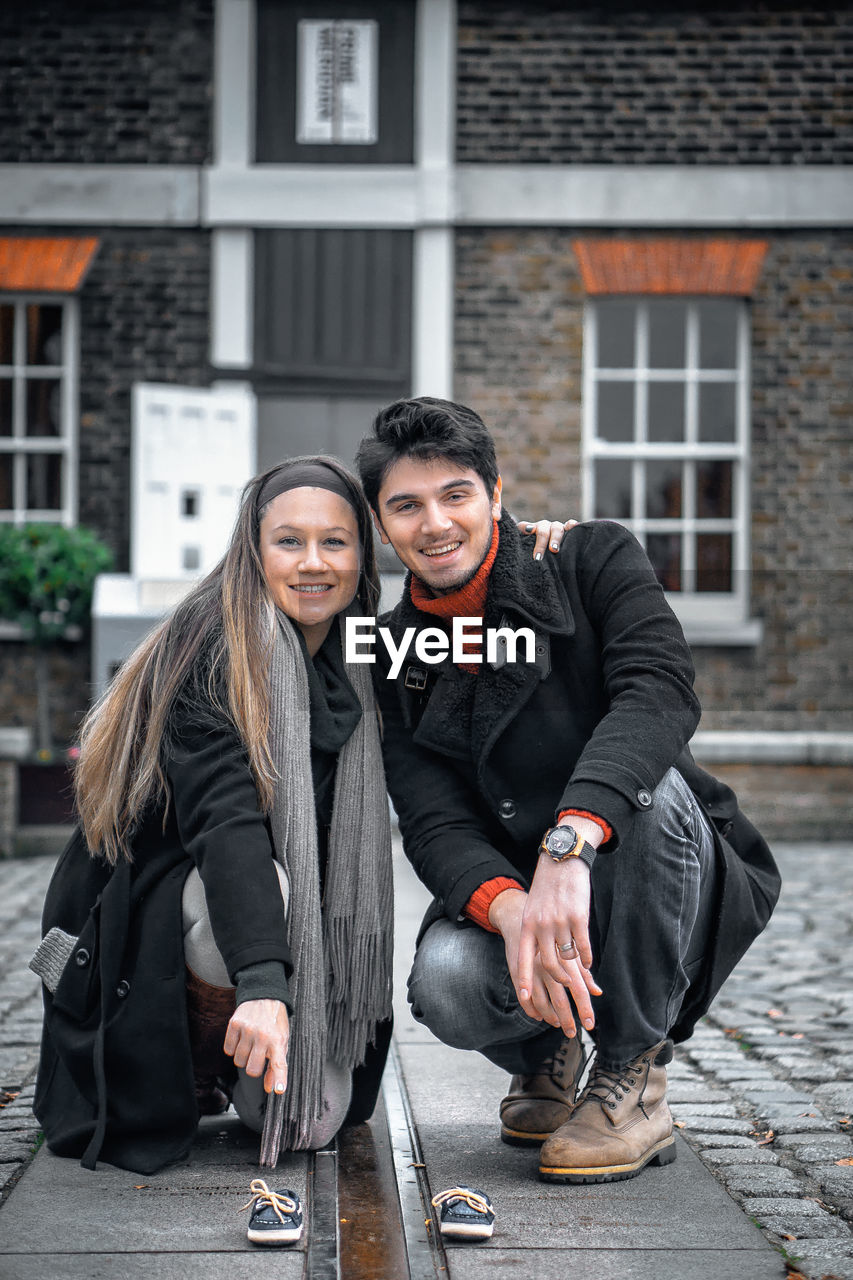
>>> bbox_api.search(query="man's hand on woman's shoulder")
[513,516,578,560]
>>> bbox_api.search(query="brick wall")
[0,0,213,165]
[76,228,212,570]
[457,1,853,164]
[0,226,210,747]
[454,227,853,730]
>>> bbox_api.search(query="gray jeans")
[181,864,352,1150]
[407,767,718,1072]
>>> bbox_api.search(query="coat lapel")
[384,516,576,768]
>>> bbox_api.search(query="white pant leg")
[181,862,290,986]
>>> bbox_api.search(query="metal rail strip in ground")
[303,1039,446,1280]
[379,1040,447,1280]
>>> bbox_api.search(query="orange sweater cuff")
[464,876,525,933]
[558,809,614,844]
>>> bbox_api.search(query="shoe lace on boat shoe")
[240,1178,300,1224]
[431,1187,492,1216]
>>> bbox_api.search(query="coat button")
[74,948,90,967]
[637,789,653,808]
[116,979,131,999]
[498,799,517,819]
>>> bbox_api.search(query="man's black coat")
[34,702,390,1174]
[375,515,780,1042]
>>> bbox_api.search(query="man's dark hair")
[356,397,499,512]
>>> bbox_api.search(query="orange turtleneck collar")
[409,520,500,671]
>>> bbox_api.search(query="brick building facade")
[0,0,850,847]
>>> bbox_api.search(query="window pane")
[25,305,63,366]
[596,301,636,368]
[25,379,61,437]
[699,382,736,443]
[0,455,11,508]
[597,382,634,442]
[698,300,738,369]
[594,459,632,519]
[646,459,683,518]
[696,534,732,592]
[648,300,686,369]
[646,533,681,592]
[26,453,62,510]
[647,381,685,443]
[0,306,13,365]
[0,380,11,436]
[697,460,733,519]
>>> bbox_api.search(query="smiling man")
[356,397,780,1185]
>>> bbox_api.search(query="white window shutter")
[131,383,256,580]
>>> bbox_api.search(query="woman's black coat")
[375,516,780,1044]
[34,701,390,1174]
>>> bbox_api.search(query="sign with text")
[296,19,378,145]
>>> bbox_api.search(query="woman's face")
[259,486,361,655]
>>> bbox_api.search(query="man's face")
[374,455,502,594]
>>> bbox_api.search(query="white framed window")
[0,295,79,525]
[583,297,755,637]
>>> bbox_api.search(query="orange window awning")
[0,237,100,292]
[572,238,768,296]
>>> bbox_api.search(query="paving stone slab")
[442,1248,786,1279]
[701,1147,781,1166]
[691,1135,758,1150]
[0,1117,310,1256]
[675,1117,755,1135]
[0,1255,305,1280]
[721,1168,803,1195]
[774,1137,853,1159]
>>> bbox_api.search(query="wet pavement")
[0,840,851,1278]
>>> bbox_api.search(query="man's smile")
[421,541,462,558]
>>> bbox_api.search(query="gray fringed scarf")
[267,606,393,1151]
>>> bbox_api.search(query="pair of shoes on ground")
[242,1178,497,1246]
[501,1036,678,1184]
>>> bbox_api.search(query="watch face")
[547,826,577,856]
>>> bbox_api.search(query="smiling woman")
[31,454,394,1175]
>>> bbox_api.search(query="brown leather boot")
[499,1035,587,1147]
[185,965,237,1117]
[538,1039,677,1182]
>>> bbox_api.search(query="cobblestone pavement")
[672,843,853,1280]
[1,843,851,1279]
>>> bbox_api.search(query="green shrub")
[0,523,113,645]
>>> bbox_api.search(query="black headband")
[256,462,360,519]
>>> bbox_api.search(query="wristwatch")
[539,824,594,863]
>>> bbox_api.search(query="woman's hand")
[224,998,290,1096]
[514,517,578,560]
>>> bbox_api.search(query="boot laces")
[520,1037,587,1089]
[581,1060,645,1111]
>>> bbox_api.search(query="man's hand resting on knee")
[488,861,602,1039]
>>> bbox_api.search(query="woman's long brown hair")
[74,455,380,865]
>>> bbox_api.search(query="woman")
[31,456,393,1174]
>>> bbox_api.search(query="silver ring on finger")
[557,939,578,958]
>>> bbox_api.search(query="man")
[356,397,780,1184]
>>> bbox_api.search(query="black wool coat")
[34,701,390,1174]
[375,515,780,1043]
